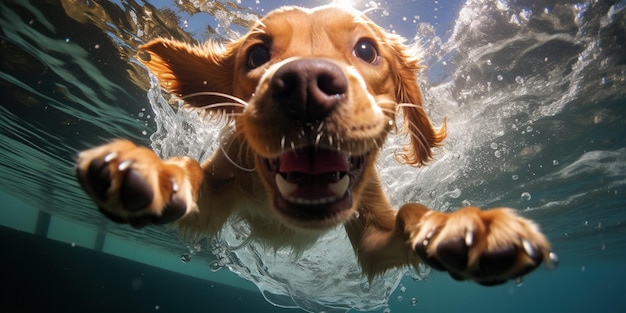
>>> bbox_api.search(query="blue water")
[1,0,625,312]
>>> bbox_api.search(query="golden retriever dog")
[76,5,554,286]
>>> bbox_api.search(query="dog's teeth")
[329,175,350,198]
[275,174,297,198]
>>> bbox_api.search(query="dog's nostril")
[318,73,347,96]
[271,59,348,122]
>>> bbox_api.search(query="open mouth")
[261,146,367,226]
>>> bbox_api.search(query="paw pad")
[120,169,154,212]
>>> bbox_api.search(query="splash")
[146,0,625,312]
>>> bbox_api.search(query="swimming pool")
[1,0,625,312]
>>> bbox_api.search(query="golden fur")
[76,5,552,285]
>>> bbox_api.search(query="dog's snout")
[271,59,348,122]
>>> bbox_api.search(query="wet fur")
[76,5,552,285]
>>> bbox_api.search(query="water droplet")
[496,74,503,81]
[512,174,519,181]
[486,59,492,66]
[411,297,418,306]
[400,285,406,293]
[520,192,532,201]
[515,277,524,287]
[209,260,223,272]
[552,160,559,165]
[180,253,191,263]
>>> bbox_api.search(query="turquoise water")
[1,0,625,312]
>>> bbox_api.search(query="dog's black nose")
[271,59,348,123]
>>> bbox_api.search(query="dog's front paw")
[75,140,202,227]
[410,206,556,286]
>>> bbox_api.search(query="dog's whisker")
[397,102,425,110]
[222,148,255,172]
[181,92,247,106]
[194,102,247,111]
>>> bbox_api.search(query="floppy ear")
[390,39,446,166]
[137,38,237,109]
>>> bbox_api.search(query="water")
[1,0,625,312]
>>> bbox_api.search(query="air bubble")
[496,75,503,81]
[494,150,502,158]
[383,307,391,313]
[400,285,406,293]
[546,252,559,270]
[490,142,498,149]
[411,298,418,306]
[180,253,191,263]
[515,76,525,84]
[515,277,524,287]
[512,174,519,181]
[552,160,559,165]
[397,295,403,302]
[526,126,533,132]
[449,188,462,199]
[209,260,223,272]
[520,192,532,201]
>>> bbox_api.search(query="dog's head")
[138,5,445,230]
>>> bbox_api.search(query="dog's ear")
[137,38,237,109]
[390,39,446,166]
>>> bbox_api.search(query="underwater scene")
[1,0,625,312]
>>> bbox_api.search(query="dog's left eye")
[354,40,379,64]
[247,44,271,69]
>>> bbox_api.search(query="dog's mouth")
[261,146,367,228]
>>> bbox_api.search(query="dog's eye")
[247,44,271,69]
[354,40,379,64]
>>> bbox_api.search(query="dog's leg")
[398,203,554,285]
[346,179,553,284]
[75,139,235,235]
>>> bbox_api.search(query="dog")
[75,5,554,286]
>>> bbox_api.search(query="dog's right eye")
[247,44,271,69]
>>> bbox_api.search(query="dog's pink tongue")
[279,148,348,174]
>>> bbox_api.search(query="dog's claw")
[103,151,118,163]
[120,169,154,212]
[414,230,446,271]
